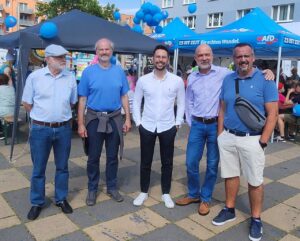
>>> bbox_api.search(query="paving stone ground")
[0,124,299,241]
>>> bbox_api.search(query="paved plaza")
[0,124,299,241]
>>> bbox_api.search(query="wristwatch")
[259,140,267,149]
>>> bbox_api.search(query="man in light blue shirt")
[22,44,77,220]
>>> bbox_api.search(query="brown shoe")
[175,196,200,206]
[198,202,210,216]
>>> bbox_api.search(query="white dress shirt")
[133,71,185,133]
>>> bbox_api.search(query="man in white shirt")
[132,45,185,208]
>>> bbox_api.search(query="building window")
[207,12,223,28]
[237,8,252,19]
[183,15,196,29]
[183,0,196,4]
[162,18,173,27]
[5,0,10,7]
[162,0,173,8]
[19,3,28,11]
[272,4,294,22]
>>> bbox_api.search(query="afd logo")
[257,35,278,45]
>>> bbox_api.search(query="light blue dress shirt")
[185,65,231,126]
[22,67,78,122]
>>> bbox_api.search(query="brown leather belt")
[32,119,70,128]
[193,116,218,124]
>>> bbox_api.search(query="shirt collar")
[195,64,217,76]
[44,66,69,77]
[233,67,259,80]
[152,70,168,81]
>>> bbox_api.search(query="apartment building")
[161,0,300,33]
[0,0,39,35]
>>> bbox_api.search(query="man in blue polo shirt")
[212,43,278,241]
[77,38,131,206]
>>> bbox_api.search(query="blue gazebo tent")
[177,8,300,58]
[177,7,300,89]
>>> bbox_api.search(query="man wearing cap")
[22,44,77,220]
[77,38,131,206]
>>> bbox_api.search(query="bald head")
[194,44,213,73]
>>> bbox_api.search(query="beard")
[99,55,111,62]
[198,62,211,70]
[154,62,167,71]
[50,62,66,72]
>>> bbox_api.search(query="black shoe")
[107,190,124,202]
[86,191,97,206]
[56,200,73,214]
[27,206,42,220]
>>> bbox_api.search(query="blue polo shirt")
[78,64,129,112]
[220,68,278,132]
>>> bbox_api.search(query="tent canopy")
[177,8,300,58]
[150,17,197,49]
[0,9,159,53]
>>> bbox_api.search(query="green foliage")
[36,0,118,20]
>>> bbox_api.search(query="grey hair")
[95,38,114,51]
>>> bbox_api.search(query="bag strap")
[235,79,240,97]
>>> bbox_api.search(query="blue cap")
[45,44,68,57]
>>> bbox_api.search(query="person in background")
[289,67,300,81]
[0,50,17,89]
[0,73,15,140]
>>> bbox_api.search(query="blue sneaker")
[249,217,263,241]
[212,207,236,226]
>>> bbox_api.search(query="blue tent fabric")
[150,17,197,49]
[177,8,300,57]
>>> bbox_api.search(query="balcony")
[0,18,4,24]
[19,8,34,15]
[19,19,35,26]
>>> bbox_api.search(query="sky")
[99,0,159,14]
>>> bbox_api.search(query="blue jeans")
[86,119,120,192]
[29,123,71,206]
[186,120,219,202]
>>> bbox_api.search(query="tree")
[36,0,118,20]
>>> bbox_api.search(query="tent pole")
[138,53,142,78]
[271,46,282,144]
[173,48,178,74]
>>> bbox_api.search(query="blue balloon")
[132,24,143,33]
[155,26,163,34]
[150,5,160,15]
[136,10,144,20]
[188,4,197,14]
[4,16,17,28]
[110,56,117,65]
[161,11,169,20]
[39,22,58,39]
[144,14,152,24]
[153,13,163,23]
[141,2,152,13]
[133,17,141,24]
[113,11,121,20]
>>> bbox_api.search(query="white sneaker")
[133,192,148,206]
[162,194,174,208]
